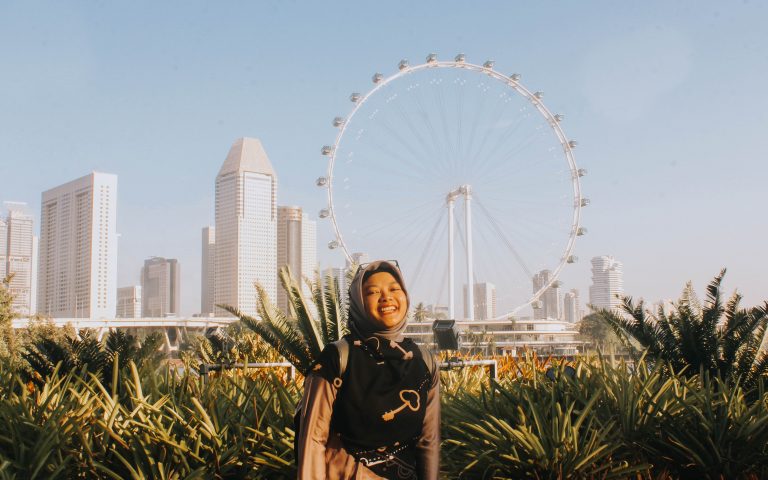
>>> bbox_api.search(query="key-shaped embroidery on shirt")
[381,390,420,422]
[389,340,414,360]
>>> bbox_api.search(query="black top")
[313,334,431,476]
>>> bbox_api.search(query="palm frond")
[279,267,323,360]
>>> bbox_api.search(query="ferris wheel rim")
[322,57,584,318]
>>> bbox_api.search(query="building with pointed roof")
[214,138,277,316]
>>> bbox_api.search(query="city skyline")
[2,2,766,315]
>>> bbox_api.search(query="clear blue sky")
[1,1,766,315]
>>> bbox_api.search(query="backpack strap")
[332,337,350,377]
[333,337,435,378]
[416,344,436,377]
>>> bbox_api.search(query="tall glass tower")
[214,138,277,316]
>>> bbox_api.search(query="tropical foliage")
[2,269,768,478]
[220,266,347,375]
[21,327,165,389]
[595,270,768,386]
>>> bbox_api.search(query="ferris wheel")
[315,54,587,319]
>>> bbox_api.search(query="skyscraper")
[116,286,141,318]
[463,282,497,320]
[0,202,36,315]
[589,255,624,311]
[325,266,349,309]
[141,257,180,317]
[37,173,117,319]
[563,288,581,323]
[532,269,561,320]
[301,212,317,288]
[200,226,215,316]
[214,138,277,316]
[276,206,317,313]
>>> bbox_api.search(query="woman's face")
[362,271,408,329]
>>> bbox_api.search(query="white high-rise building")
[276,206,317,313]
[214,138,277,317]
[301,213,317,287]
[0,202,37,315]
[37,173,118,319]
[463,282,497,320]
[589,255,624,311]
[200,226,215,316]
[141,257,180,317]
[563,289,581,323]
[116,286,141,318]
[325,266,349,309]
[532,269,561,320]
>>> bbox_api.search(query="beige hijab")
[347,260,410,341]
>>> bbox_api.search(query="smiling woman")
[296,260,440,480]
[362,271,409,329]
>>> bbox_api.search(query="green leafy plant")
[596,270,768,387]
[220,267,347,375]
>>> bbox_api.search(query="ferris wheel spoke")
[475,129,547,182]
[390,100,447,175]
[472,106,533,170]
[409,88,449,173]
[408,211,446,290]
[365,116,438,177]
[461,82,494,172]
[473,195,535,279]
[432,79,457,178]
[466,93,515,170]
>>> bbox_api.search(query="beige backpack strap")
[332,337,350,377]
[417,344,436,376]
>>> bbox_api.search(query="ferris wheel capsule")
[554,114,564,122]
[567,255,578,264]
[350,92,361,103]
[454,53,466,63]
[426,53,437,63]
[577,227,587,236]
[319,208,330,218]
[316,177,328,187]
[483,60,495,69]
[328,240,340,249]
[578,168,587,177]
[372,73,383,84]
[321,145,334,156]
[398,59,409,70]
[568,140,578,148]
[333,117,345,128]
[510,73,521,81]
[533,91,544,99]
[580,198,590,207]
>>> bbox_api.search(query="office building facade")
[141,257,180,317]
[532,269,561,320]
[463,282,497,320]
[200,226,215,316]
[276,206,317,312]
[589,255,624,311]
[563,288,581,323]
[214,138,277,316]
[116,286,142,318]
[0,202,36,315]
[37,173,117,319]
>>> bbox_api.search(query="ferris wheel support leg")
[464,185,474,321]
[447,198,455,320]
